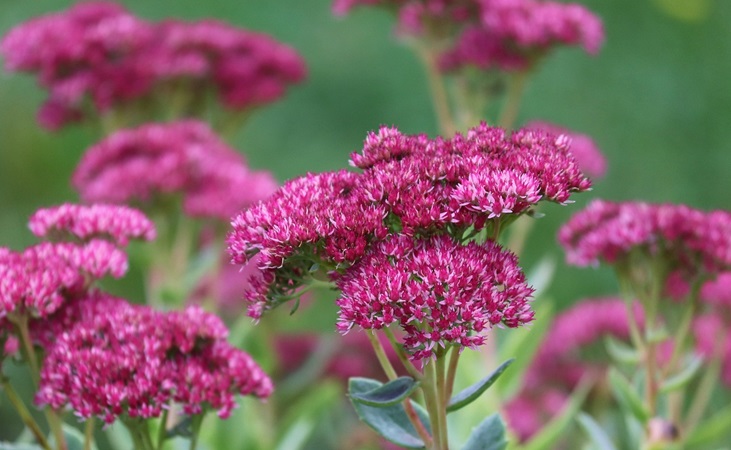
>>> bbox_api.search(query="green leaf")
[526,256,556,297]
[277,380,344,440]
[349,377,431,449]
[604,336,641,365]
[461,414,507,450]
[350,376,420,407]
[274,419,316,450]
[685,404,731,447]
[447,359,514,413]
[646,325,669,344]
[0,444,44,450]
[577,413,617,450]
[608,368,650,425]
[659,354,702,394]
[522,381,590,450]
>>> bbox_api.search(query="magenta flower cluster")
[525,121,606,180]
[1,204,153,319]
[505,298,641,441]
[333,0,603,72]
[0,1,307,129]
[73,120,278,220]
[693,314,731,387]
[36,293,272,423]
[559,200,731,275]
[337,235,533,360]
[0,204,271,426]
[441,0,603,72]
[29,203,156,245]
[228,122,590,320]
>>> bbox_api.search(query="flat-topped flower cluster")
[0,204,271,424]
[228,122,592,359]
[0,1,307,129]
[559,200,731,276]
[37,294,272,423]
[334,0,603,72]
[73,120,278,220]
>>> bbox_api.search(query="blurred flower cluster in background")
[0,0,730,449]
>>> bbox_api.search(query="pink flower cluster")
[442,0,603,72]
[525,121,606,180]
[698,272,731,316]
[558,200,731,275]
[693,314,731,387]
[36,293,272,423]
[336,235,533,360]
[333,0,478,34]
[1,202,154,320]
[0,1,307,130]
[228,122,589,318]
[29,203,156,245]
[505,298,640,441]
[333,0,603,72]
[73,120,278,220]
[229,170,386,269]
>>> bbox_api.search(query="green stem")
[685,330,725,431]
[156,408,169,450]
[422,361,445,450]
[642,258,669,418]
[506,215,535,257]
[124,419,155,450]
[662,279,702,379]
[498,71,529,130]
[435,353,449,450]
[83,418,94,450]
[404,399,434,449]
[10,314,40,385]
[383,327,423,380]
[452,77,482,131]
[616,273,645,354]
[1,378,51,449]
[189,414,204,450]
[367,329,399,380]
[491,218,502,242]
[367,330,433,447]
[10,314,67,450]
[444,347,461,401]
[415,45,458,136]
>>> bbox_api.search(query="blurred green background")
[2,0,729,303]
[0,0,729,442]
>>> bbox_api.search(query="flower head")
[525,121,606,180]
[356,123,591,233]
[228,122,589,318]
[558,200,731,275]
[151,20,307,109]
[332,0,602,73]
[228,170,386,269]
[336,234,533,360]
[73,120,277,220]
[0,240,127,319]
[1,3,306,130]
[0,1,155,129]
[36,295,272,423]
[29,203,156,246]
